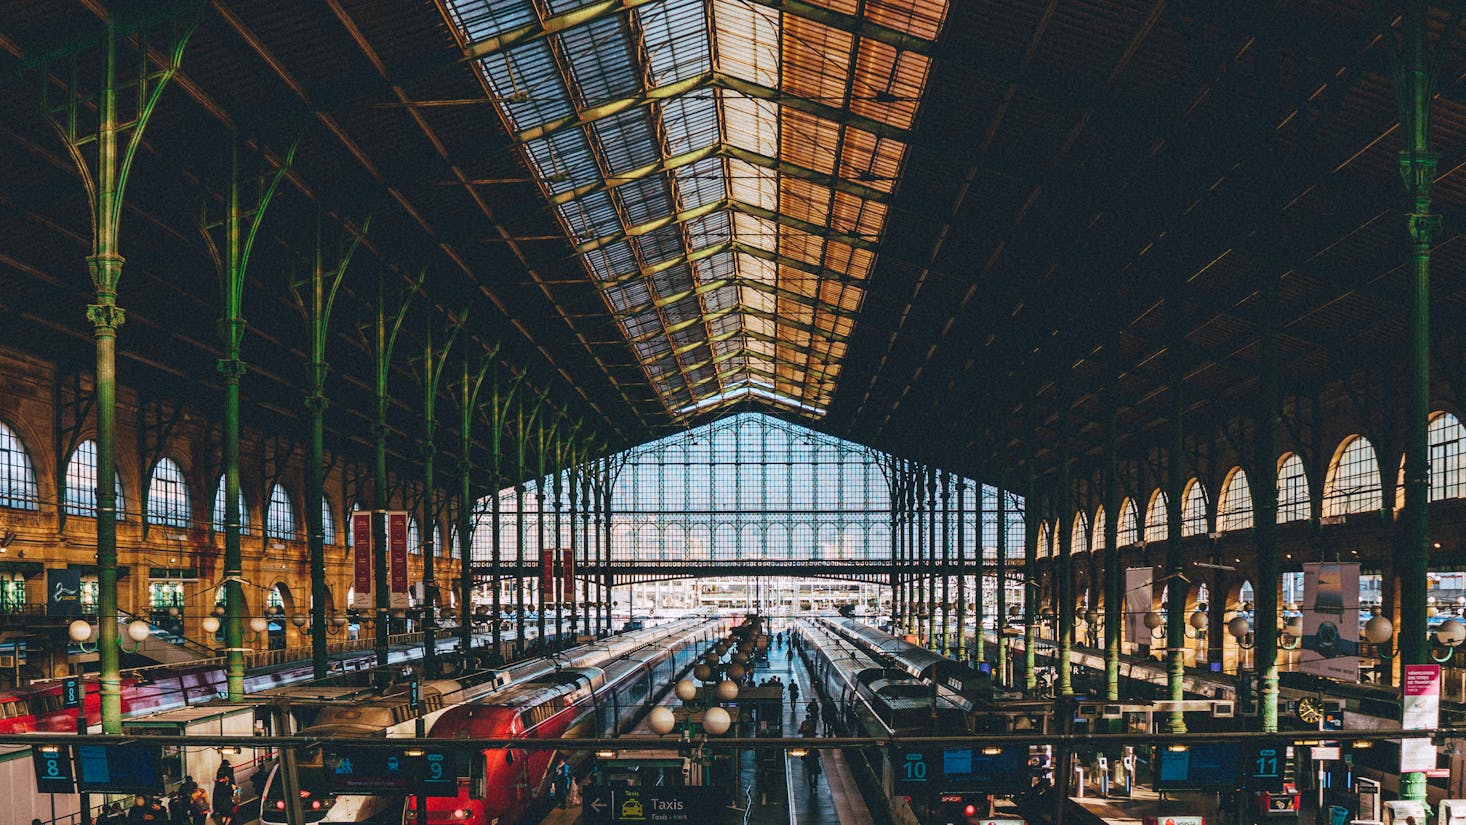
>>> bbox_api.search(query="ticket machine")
[1143,816,1206,825]
[1438,800,1466,825]
[1382,800,1428,825]
[1254,783,1301,819]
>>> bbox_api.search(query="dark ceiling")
[0,0,1463,492]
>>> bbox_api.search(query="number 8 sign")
[32,745,75,794]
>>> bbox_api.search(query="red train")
[0,642,430,733]
[414,622,714,825]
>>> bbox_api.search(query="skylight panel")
[686,209,732,249]
[720,92,779,157]
[559,17,641,107]
[726,157,776,211]
[479,40,575,133]
[593,110,661,174]
[440,0,949,420]
[615,174,676,226]
[636,225,684,266]
[662,93,721,155]
[585,239,636,281]
[639,0,712,87]
[447,0,535,43]
[524,129,599,195]
[714,0,780,87]
[560,189,621,242]
[676,158,727,212]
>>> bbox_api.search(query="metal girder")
[576,198,876,256]
[516,72,711,144]
[611,276,738,322]
[597,241,735,289]
[745,0,937,56]
[712,73,909,141]
[550,144,719,206]
[515,71,907,147]
[461,0,660,60]
[549,142,892,207]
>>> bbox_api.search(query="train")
[821,618,994,709]
[415,619,719,825]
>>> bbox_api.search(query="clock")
[1296,696,1323,724]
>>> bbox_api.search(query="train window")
[469,750,487,799]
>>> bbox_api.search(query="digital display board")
[891,746,1030,794]
[76,744,164,794]
[1154,742,1241,790]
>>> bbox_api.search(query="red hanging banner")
[388,511,409,609]
[561,548,575,607]
[540,549,556,603]
[351,512,373,607]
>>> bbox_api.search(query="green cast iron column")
[927,467,938,648]
[48,12,194,734]
[940,471,951,655]
[1103,368,1122,708]
[956,476,968,663]
[288,209,362,680]
[370,271,419,668]
[1057,420,1074,699]
[1024,464,1039,695]
[1255,274,1281,733]
[1164,315,1188,734]
[996,470,1009,686]
[457,351,489,662]
[1395,0,1436,802]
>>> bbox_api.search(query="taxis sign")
[583,787,727,824]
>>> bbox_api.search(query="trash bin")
[1330,806,1352,825]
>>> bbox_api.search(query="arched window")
[1117,498,1139,546]
[1430,412,1466,501]
[1092,506,1107,547]
[265,484,297,540]
[211,476,250,534]
[147,458,191,528]
[407,516,421,556]
[1218,468,1253,532]
[1181,480,1208,537]
[1144,491,1169,543]
[0,421,39,510]
[1037,522,1050,558]
[1324,436,1382,516]
[1278,454,1310,522]
[433,524,444,558]
[65,440,125,519]
[1071,512,1089,555]
[320,497,336,546]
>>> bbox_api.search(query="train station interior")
[2,1,1466,825]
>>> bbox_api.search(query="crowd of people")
[89,760,242,825]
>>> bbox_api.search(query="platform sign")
[32,745,75,794]
[62,676,82,709]
[417,751,457,797]
[408,678,420,714]
[1154,742,1240,790]
[893,749,933,794]
[1244,740,1286,792]
[582,787,726,824]
[75,743,164,794]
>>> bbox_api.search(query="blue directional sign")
[408,679,420,714]
[1155,742,1241,790]
[582,787,727,824]
[324,746,411,793]
[76,744,163,794]
[417,750,458,797]
[33,745,75,794]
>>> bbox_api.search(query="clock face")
[1297,697,1323,724]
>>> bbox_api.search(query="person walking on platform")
[211,770,238,825]
[788,680,799,710]
[802,750,822,791]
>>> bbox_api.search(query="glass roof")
[441,0,949,419]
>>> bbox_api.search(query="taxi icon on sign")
[620,794,645,820]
